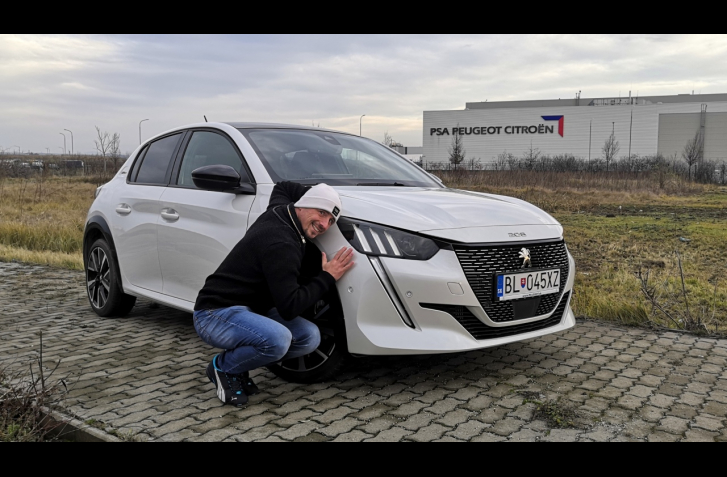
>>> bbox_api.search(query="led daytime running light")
[339,218,441,261]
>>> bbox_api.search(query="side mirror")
[191,165,255,194]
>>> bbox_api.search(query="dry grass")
[0,176,97,269]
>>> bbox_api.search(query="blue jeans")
[193,306,321,375]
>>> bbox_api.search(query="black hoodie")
[194,181,336,320]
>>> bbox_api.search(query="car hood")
[337,187,563,242]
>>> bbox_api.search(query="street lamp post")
[359,114,365,136]
[139,119,149,144]
[64,129,73,155]
[59,133,66,155]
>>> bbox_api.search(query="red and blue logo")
[541,116,564,137]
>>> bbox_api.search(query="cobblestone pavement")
[1,261,726,442]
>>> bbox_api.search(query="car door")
[114,132,183,292]
[157,129,256,302]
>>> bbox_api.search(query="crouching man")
[193,181,354,406]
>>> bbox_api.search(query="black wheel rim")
[87,247,111,309]
[279,304,338,373]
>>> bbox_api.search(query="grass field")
[1,174,725,334]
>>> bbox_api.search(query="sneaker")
[241,371,260,396]
[206,359,248,407]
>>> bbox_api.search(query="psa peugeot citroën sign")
[430,115,565,137]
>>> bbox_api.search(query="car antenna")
[204,115,208,122]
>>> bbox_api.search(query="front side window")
[239,129,440,187]
[176,131,247,187]
[135,133,182,184]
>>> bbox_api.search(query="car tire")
[86,238,136,317]
[266,297,351,384]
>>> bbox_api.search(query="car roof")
[223,122,357,137]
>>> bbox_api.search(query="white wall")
[423,102,727,163]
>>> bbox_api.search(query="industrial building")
[422,93,727,164]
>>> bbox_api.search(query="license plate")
[495,268,560,301]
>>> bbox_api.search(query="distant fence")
[0,154,127,178]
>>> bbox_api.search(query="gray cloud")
[1,34,726,154]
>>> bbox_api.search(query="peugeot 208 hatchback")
[84,122,576,382]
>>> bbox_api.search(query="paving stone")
[691,415,724,432]
[582,426,617,442]
[648,393,676,409]
[435,409,474,427]
[446,420,490,440]
[357,416,399,434]
[657,416,690,435]
[331,430,373,442]
[540,429,583,442]
[703,401,727,417]
[665,401,696,420]
[647,431,680,442]
[273,421,322,440]
[628,385,655,398]
[423,397,461,415]
[364,427,413,442]
[235,424,283,442]
[474,406,509,424]
[462,395,494,412]
[617,394,646,411]
[471,432,506,442]
[490,417,525,436]
[316,417,363,437]
[639,406,664,423]
[406,423,450,442]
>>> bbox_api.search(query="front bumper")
[316,229,576,356]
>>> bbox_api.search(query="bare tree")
[681,130,703,181]
[602,131,620,172]
[382,131,394,147]
[495,151,512,171]
[522,143,541,171]
[447,127,466,169]
[94,126,121,173]
[110,133,121,169]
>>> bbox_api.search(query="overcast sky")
[2,34,727,155]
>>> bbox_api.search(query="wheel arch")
[83,216,121,281]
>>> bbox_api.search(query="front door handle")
[115,204,131,215]
[161,208,179,222]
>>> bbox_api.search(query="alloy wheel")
[87,246,111,309]
[279,304,337,373]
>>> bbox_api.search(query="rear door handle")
[115,204,131,215]
[161,208,179,222]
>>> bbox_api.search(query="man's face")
[295,208,335,240]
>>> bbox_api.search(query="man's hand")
[322,247,355,281]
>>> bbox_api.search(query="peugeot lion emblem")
[519,248,532,268]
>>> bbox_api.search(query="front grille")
[421,292,570,340]
[454,240,569,323]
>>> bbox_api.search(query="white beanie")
[294,183,342,222]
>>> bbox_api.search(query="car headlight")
[337,217,444,260]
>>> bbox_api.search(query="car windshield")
[239,128,441,187]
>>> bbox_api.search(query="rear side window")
[128,145,148,182]
[134,133,182,184]
[176,131,249,187]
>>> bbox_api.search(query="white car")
[84,122,576,383]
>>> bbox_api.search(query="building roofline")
[465,93,727,110]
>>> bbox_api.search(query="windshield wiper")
[356,182,409,186]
